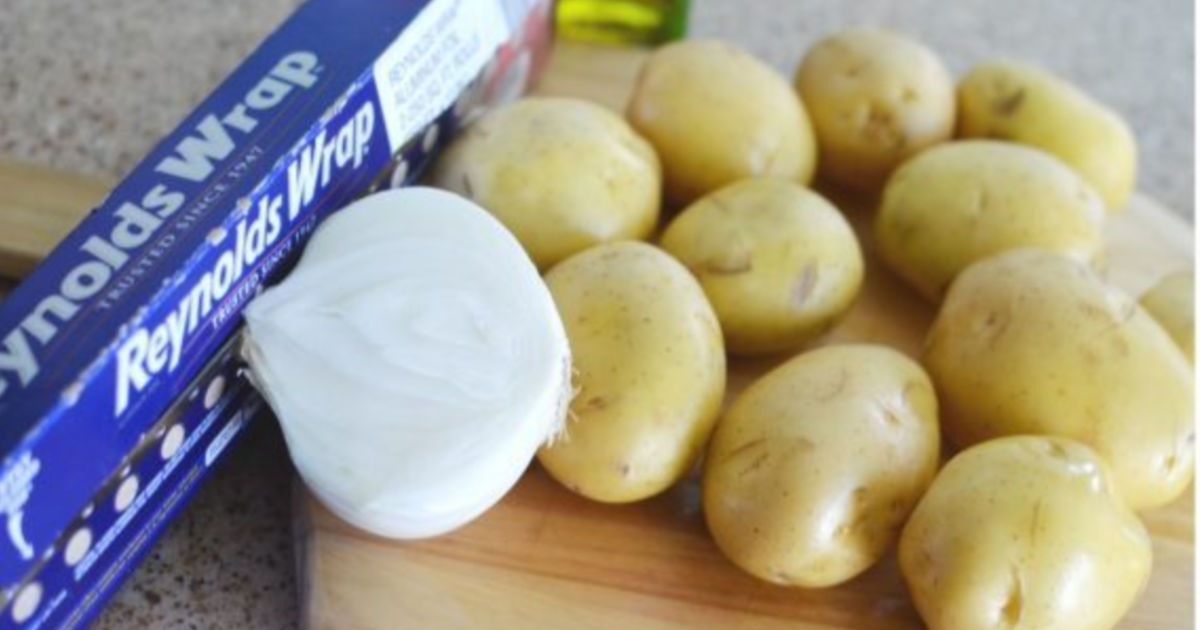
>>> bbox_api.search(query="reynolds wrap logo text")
[0,52,321,405]
[113,83,376,415]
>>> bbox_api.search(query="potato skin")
[660,178,863,355]
[875,140,1105,300]
[431,97,661,269]
[1140,270,1194,364]
[704,344,939,587]
[957,60,1137,211]
[627,39,817,208]
[923,249,1193,510]
[796,27,955,190]
[899,436,1152,630]
[539,242,725,503]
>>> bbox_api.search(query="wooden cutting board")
[294,43,1195,630]
[0,42,1191,630]
[0,158,110,279]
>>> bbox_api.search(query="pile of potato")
[429,27,1193,630]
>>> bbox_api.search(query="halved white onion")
[242,187,571,538]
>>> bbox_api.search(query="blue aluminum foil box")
[2,337,259,630]
[0,0,551,617]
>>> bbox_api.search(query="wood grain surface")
[297,43,1195,630]
[0,157,109,279]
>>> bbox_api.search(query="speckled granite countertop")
[0,1,1193,628]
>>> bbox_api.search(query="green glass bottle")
[556,0,690,46]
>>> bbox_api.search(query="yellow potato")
[431,97,661,269]
[875,140,1105,300]
[1140,270,1194,364]
[900,436,1152,630]
[704,344,939,587]
[796,27,955,190]
[627,39,817,208]
[539,242,725,502]
[924,249,1193,510]
[660,178,862,355]
[957,60,1137,211]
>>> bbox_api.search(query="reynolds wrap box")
[0,0,551,626]
[6,337,260,630]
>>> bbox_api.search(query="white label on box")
[497,0,540,30]
[373,0,510,152]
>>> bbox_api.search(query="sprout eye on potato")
[900,436,1152,630]
[627,39,817,208]
[704,344,939,588]
[431,97,661,269]
[660,178,863,355]
[923,249,1193,510]
[795,27,955,191]
[538,242,726,503]
[957,60,1138,212]
[875,140,1105,300]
